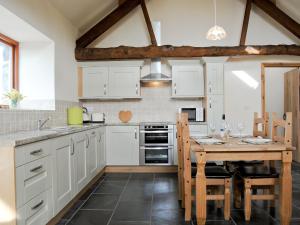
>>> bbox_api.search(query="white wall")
[224,62,261,135]
[91,0,299,47]
[0,0,78,102]
[19,42,55,109]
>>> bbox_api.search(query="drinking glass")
[209,123,216,138]
[237,122,245,139]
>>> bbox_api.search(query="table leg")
[196,152,207,225]
[280,151,292,225]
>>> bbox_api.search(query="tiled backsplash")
[0,100,78,135]
[82,86,203,123]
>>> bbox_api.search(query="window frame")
[0,33,19,90]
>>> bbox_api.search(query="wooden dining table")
[190,137,293,225]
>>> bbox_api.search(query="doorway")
[261,63,300,162]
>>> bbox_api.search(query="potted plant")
[4,89,24,109]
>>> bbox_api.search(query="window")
[0,33,19,103]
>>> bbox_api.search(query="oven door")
[140,146,173,165]
[140,126,173,146]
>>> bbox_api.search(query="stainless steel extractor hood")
[140,21,171,83]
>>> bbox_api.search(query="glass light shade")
[206,25,227,41]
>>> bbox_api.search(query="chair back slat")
[253,112,269,138]
[271,112,292,147]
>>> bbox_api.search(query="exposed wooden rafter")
[76,0,141,48]
[252,0,300,39]
[240,0,252,45]
[141,0,157,45]
[75,45,300,61]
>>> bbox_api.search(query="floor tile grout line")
[149,173,155,225]
[105,174,131,225]
[64,177,105,225]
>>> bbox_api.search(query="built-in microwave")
[179,107,204,122]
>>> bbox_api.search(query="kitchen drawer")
[15,140,51,167]
[16,157,52,208]
[17,189,53,225]
[189,125,207,135]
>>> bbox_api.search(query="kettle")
[82,107,90,123]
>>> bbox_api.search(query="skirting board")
[105,165,178,173]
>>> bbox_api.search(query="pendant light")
[206,0,227,41]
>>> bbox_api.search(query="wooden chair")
[239,112,292,221]
[179,113,232,221]
[176,113,184,206]
[253,112,270,138]
[233,112,270,208]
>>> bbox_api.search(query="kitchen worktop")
[0,121,207,148]
[0,123,105,147]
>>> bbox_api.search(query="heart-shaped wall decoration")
[118,110,132,123]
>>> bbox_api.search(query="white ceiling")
[48,0,300,38]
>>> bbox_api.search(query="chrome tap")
[38,117,51,130]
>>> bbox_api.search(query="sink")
[45,126,80,132]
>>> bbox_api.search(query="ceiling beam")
[252,0,300,39]
[140,0,157,45]
[76,0,141,48]
[240,0,252,45]
[75,45,300,60]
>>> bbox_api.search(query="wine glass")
[237,122,245,139]
[226,123,232,137]
[209,123,216,138]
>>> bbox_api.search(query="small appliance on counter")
[179,107,205,122]
[67,107,83,125]
[91,112,105,123]
[82,107,91,123]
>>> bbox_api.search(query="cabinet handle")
[136,84,138,95]
[91,131,96,135]
[71,138,75,155]
[174,83,177,95]
[104,84,107,95]
[86,134,90,148]
[134,129,137,139]
[30,165,43,173]
[31,200,44,210]
[30,149,43,155]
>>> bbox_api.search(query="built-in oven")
[139,123,174,165]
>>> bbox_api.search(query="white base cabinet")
[52,127,106,215]
[106,126,139,165]
[52,135,75,214]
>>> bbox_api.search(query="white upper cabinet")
[206,63,224,95]
[172,65,204,97]
[108,67,140,97]
[82,67,109,98]
[79,61,143,99]
[106,126,139,165]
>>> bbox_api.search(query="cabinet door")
[82,67,108,98]
[206,63,224,95]
[52,136,74,213]
[108,67,140,97]
[97,128,106,171]
[72,132,88,193]
[207,95,224,132]
[87,130,98,180]
[106,126,139,165]
[172,65,204,97]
